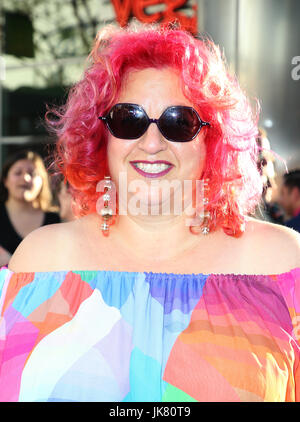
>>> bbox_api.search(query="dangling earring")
[101,176,114,237]
[200,178,210,235]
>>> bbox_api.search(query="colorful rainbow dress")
[0,267,299,402]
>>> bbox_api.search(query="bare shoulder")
[245,216,300,272]
[8,215,93,273]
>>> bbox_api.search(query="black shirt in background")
[0,202,61,255]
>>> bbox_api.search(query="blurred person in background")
[253,128,285,224]
[0,149,61,266]
[278,169,300,232]
[56,177,76,222]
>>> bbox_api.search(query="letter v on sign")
[110,0,133,26]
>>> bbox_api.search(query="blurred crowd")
[255,129,300,231]
[0,138,300,267]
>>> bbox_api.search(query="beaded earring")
[100,176,114,237]
[200,178,211,235]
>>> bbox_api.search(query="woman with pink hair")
[0,23,299,402]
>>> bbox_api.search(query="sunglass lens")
[159,107,200,142]
[106,104,148,139]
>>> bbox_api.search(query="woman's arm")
[0,245,12,267]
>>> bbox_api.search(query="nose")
[137,122,168,154]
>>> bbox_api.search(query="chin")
[131,193,180,216]
[24,191,39,202]
[17,193,28,202]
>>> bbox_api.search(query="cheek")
[4,175,16,189]
[107,142,119,177]
[107,139,116,164]
[177,139,206,172]
[107,138,132,172]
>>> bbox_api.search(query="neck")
[5,196,38,213]
[109,210,217,262]
[61,213,75,222]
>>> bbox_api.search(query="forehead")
[117,67,191,106]
[9,159,35,171]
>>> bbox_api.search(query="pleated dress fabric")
[0,267,299,402]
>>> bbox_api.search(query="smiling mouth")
[130,161,174,178]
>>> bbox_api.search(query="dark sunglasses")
[98,103,210,142]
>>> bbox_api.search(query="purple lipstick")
[129,160,174,178]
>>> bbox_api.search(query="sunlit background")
[0,0,299,174]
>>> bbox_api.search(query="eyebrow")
[13,167,35,172]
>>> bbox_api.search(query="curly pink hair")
[47,22,265,237]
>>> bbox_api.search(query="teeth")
[134,162,171,173]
